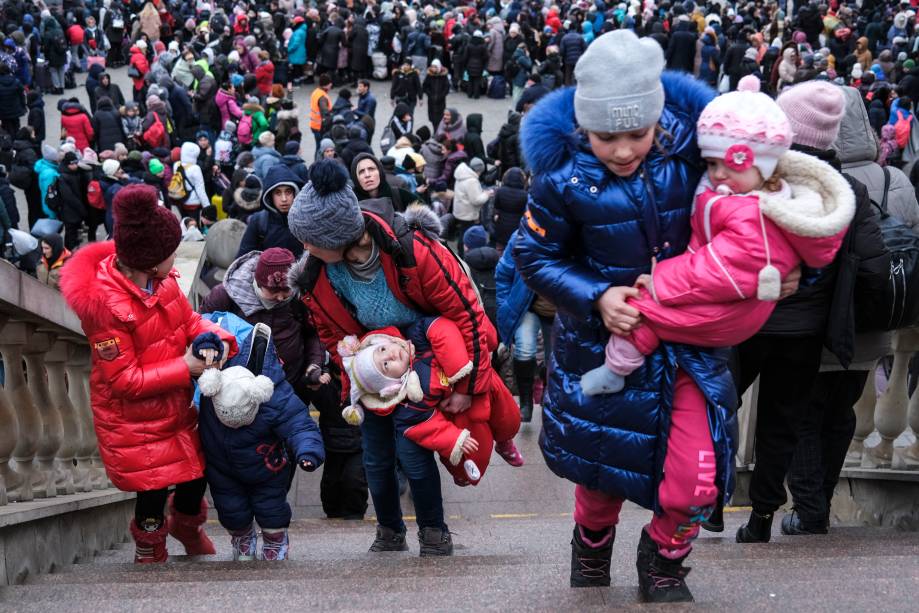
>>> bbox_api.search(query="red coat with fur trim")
[60,242,238,492]
[288,205,497,401]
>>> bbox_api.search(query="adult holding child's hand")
[60,184,238,565]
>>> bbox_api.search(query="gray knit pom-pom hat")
[574,30,665,134]
[288,160,365,250]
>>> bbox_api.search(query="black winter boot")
[418,526,454,556]
[780,510,828,536]
[701,502,724,533]
[513,359,537,422]
[570,525,614,587]
[369,525,408,552]
[636,529,694,603]
[736,510,774,543]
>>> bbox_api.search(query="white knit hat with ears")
[338,333,423,425]
[198,366,274,428]
[696,76,793,180]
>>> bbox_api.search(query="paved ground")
[14,66,514,229]
[2,408,919,611]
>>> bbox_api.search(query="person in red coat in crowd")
[129,41,151,104]
[60,184,239,564]
[59,98,95,151]
[254,51,275,96]
[339,317,523,486]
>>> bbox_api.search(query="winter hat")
[574,30,664,133]
[906,59,917,71]
[463,225,489,249]
[148,158,164,175]
[113,185,182,270]
[258,131,275,148]
[696,77,792,180]
[114,143,129,159]
[41,144,59,163]
[851,63,864,79]
[469,157,485,174]
[288,160,364,250]
[81,148,100,166]
[776,81,847,150]
[135,39,148,50]
[284,140,300,156]
[198,364,274,428]
[254,247,295,290]
[102,159,121,178]
[62,151,79,166]
[337,332,422,425]
[895,12,909,29]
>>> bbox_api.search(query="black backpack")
[857,168,919,331]
[45,176,63,215]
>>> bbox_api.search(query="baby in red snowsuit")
[339,316,524,485]
[582,78,856,395]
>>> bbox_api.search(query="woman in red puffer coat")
[128,41,150,103]
[61,185,238,565]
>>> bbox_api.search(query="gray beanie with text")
[574,30,665,133]
[288,160,365,250]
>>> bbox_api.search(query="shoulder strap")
[881,166,890,212]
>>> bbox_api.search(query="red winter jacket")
[129,47,150,92]
[289,206,497,399]
[254,61,275,96]
[60,104,95,152]
[60,242,238,492]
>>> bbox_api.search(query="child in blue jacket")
[194,312,325,561]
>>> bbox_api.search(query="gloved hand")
[299,459,317,472]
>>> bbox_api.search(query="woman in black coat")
[0,64,26,135]
[349,18,370,80]
[11,127,42,228]
[492,167,527,248]
[463,32,489,99]
[92,97,127,152]
[92,73,126,112]
[318,21,344,76]
[57,153,88,251]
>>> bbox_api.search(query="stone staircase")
[2,509,918,612]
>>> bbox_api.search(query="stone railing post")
[45,340,80,495]
[78,357,108,490]
[23,331,63,498]
[863,345,910,468]
[846,362,877,467]
[66,346,96,493]
[0,314,22,504]
[0,321,43,501]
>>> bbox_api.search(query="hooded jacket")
[492,167,527,246]
[92,97,126,151]
[435,108,466,142]
[215,88,244,128]
[0,73,25,120]
[60,101,94,151]
[128,45,149,91]
[452,162,490,222]
[59,242,237,492]
[176,142,208,207]
[514,74,737,510]
[288,205,497,399]
[236,164,304,258]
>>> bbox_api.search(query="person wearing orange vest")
[310,74,334,150]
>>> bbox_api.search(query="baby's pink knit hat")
[697,76,792,180]
[776,81,847,151]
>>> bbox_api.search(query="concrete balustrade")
[45,341,79,495]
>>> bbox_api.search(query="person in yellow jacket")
[309,75,333,149]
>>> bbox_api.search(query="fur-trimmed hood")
[520,71,715,175]
[403,203,442,239]
[758,150,855,263]
[276,109,298,121]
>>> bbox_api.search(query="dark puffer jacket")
[236,165,305,258]
[492,167,527,246]
[197,313,324,530]
[92,97,127,151]
[514,74,737,511]
[0,74,25,121]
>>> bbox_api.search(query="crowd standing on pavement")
[1,0,919,604]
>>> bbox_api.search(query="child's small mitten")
[192,331,224,361]
[342,404,365,426]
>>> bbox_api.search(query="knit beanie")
[288,160,365,250]
[148,158,164,175]
[776,81,847,150]
[696,77,792,180]
[102,159,121,178]
[463,225,488,249]
[255,247,295,290]
[113,184,182,270]
[258,131,275,148]
[574,30,664,133]
[198,365,274,429]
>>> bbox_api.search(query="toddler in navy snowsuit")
[194,312,325,561]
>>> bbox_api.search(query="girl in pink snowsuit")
[581,78,857,395]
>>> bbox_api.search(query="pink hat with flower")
[697,76,793,180]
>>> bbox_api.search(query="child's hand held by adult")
[596,286,642,336]
[439,392,472,414]
[779,266,801,299]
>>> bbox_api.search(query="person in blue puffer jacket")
[514,30,762,603]
[194,312,325,562]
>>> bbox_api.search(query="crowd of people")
[1,0,918,605]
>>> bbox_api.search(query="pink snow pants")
[573,371,718,559]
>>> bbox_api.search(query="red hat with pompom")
[113,184,181,270]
